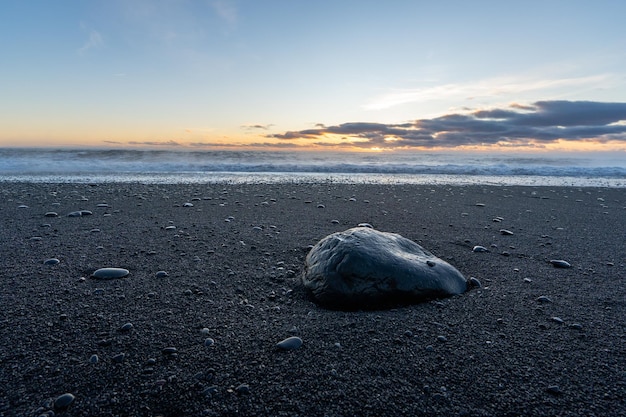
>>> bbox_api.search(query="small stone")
[155,271,169,278]
[331,219,340,224]
[276,336,303,350]
[162,347,178,355]
[569,323,583,330]
[165,225,177,230]
[550,316,564,324]
[68,211,83,217]
[475,203,485,207]
[112,353,125,363]
[44,258,60,265]
[54,393,75,409]
[500,229,514,235]
[472,246,489,253]
[317,204,325,208]
[537,296,553,303]
[468,277,482,288]
[550,259,571,268]
[119,322,133,331]
[437,335,447,342]
[235,384,250,395]
[183,202,194,207]
[546,385,561,395]
[357,223,373,228]
[91,268,129,279]
[204,338,215,347]
[44,212,58,217]
[89,354,99,364]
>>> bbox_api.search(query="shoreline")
[2,173,626,188]
[1,182,624,416]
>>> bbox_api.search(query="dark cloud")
[127,140,182,146]
[268,101,626,149]
[189,141,303,149]
[241,124,274,130]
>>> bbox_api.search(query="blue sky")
[1,0,625,151]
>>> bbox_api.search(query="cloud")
[363,75,613,110]
[241,124,274,130]
[78,26,103,55]
[212,0,238,27]
[268,100,626,149]
[190,141,302,149]
[127,140,182,147]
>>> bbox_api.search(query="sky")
[1,0,626,152]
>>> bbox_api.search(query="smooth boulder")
[302,227,467,310]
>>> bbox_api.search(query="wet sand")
[1,182,624,416]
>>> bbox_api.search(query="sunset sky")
[1,0,626,152]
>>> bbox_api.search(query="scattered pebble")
[499,229,514,235]
[119,322,134,331]
[155,271,169,278]
[550,259,572,268]
[276,336,303,350]
[357,223,373,228]
[472,246,489,253]
[235,384,250,395]
[468,277,482,288]
[204,338,215,347]
[112,353,126,363]
[44,258,60,265]
[550,317,564,324]
[91,267,130,279]
[162,347,178,355]
[537,296,553,303]
[89,354,99,364]
[44,211,58,217]
[54,393,75,409]
[546,385,562,395]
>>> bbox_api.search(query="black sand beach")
[1,182,624,416]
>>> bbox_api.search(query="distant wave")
[1,148,625,181]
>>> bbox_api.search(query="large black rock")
[302,227,467,310]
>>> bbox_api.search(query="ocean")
[1,148,625,187]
